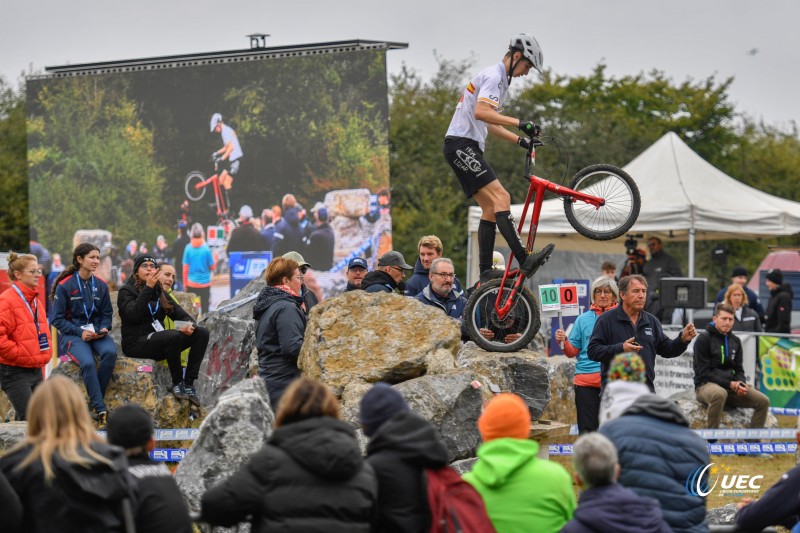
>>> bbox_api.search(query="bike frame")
[192,162,229,217]
[493,140,607,319]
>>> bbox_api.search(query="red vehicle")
[464,136,641,352]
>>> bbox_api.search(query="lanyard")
[148,299,160,320]
[13,285,40,334]
[75,274,96,322]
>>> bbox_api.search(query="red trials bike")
[184,160,237,236]
[464,136,641,352]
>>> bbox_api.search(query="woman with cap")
[253,257,307,408]
[554,276,619,434]
[464,393,575,532]
[723,283,763,332]
[182,222,215,315]
[118,254,209,405]
[0,375,137,532]
[50,243,117,428]
[359,383,449,531]
[0,252,52,421]
[200,378,377,531]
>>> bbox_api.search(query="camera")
[624,234,642,256]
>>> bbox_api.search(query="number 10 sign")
[538,284,580,316]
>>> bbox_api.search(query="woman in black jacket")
[200,378,377,532]
[253,257,307,408]
[117,255,209,405]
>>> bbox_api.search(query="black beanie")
[107,404,154,449]
[359,383,409,437]
[133,254,157,275]
[766,269,783,285]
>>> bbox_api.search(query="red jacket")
[0,282,52,368]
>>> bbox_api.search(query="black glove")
[517,137,532,150]
[211,152,220,162]
[518,120,541,137]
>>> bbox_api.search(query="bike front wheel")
[184,171,207,202]
[464,278,541,353]
[564,164,641,240]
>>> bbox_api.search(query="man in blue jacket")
[588,274,696,391]
[415,258,467,340]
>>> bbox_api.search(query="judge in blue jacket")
[50,243,117,426]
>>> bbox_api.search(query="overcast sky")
[3,0,798,129]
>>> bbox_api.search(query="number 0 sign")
[559,284,580,317]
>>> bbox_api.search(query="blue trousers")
[61,334,117,413]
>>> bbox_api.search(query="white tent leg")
[687,228,696,323]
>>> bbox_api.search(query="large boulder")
[539,355,576,424]
[195,312,258,407]
[0,389,12,422]
[175,378,274,525]
[670,390,779,429]
[52,355,193,429]
[395,370,483,462]
[298,291,460,396]
[457,342,551,420]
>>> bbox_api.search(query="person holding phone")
[0,252,52,421]
[118,255,208,406]
[51,243,117,427]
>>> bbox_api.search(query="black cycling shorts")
[443,137,498,198]
[221,158,241,176]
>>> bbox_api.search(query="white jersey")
[221,124,243,162]
[445,61,509,152]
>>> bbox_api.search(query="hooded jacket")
[362,270,398,293]
[117,279,195,355]
[463,438,575,533]
[693,322,745,389]
[0,282,52,368]
[366,411,448,532]
[599,394,709,533]
[404,258,463,297]
[253,286,306,406]
[561,482,671,533]
[0,441,138,533]
[271,207,304,258]
[201,416,377,532]
[765,282,793,333]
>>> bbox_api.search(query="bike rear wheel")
[464,278,541,353]
[564,164,640,240]
[184,171,207,202]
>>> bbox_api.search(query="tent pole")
[687,228,696,324]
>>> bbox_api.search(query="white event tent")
[466,132,800,282]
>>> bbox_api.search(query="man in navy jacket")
[588,274,696,391]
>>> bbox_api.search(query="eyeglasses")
[595,288,614,295]
[432,272,456,280]
[140,263,156,270]
[300,266,308,274]
[24,269,43,276]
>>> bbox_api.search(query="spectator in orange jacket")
[0,252,52,420]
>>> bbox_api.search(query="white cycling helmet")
[509,33,544,74]
[209,113,222,132]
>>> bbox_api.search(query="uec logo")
[686,463,763,496]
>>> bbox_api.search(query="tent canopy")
[466,132,800,281]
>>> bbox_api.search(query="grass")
[551,415,798,510]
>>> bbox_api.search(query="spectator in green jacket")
[463,393,575,533]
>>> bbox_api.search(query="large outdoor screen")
[26,47,392,310]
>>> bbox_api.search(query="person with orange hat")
[463,393,575,533]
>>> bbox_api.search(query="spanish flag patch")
[466,82,475,94]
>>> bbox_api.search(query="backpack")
[426,466,496,533]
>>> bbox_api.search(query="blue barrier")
[550,442,797,456]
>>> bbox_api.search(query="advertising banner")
[758,335,800,408]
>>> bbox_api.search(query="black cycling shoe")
[519,243,555,278]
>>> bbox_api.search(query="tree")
[0,76,29,250]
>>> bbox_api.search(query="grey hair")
[590,275,619,304]
[618,274,647,295]
[429,257,453,274]
[573,432,618,488]
[190,222,204,239]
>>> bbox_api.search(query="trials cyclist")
[210,113,243,193]
[443,33,554,281]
